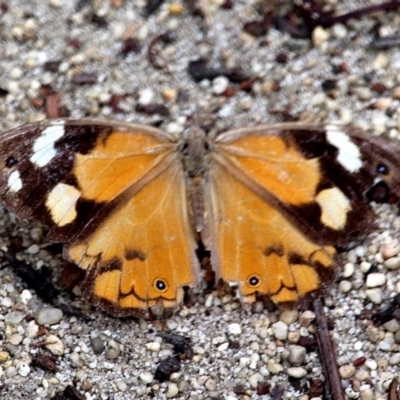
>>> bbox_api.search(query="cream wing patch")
[7,170,22,193]
[46,183,81,227]
[30,121,66,167]
[316,187,351,230]
[326,125,362,173]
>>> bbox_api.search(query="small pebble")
[20,290,32,304]
[0,351,10,362]
[6,366,17,378]
[365,288,383,304]
[35,308,63,326]
[339,365,355,379]
[205,378,216,391]
[139,372,154,384]
[299,311,315,327]
[338,280,352,293]
[380,242,400,259]
[248,373,263,388]
[105,346,120,360]
[365,273,386,288]
[383,319,399,333]
[279,310,298,325]
[360,388,374,400]
[45,335,65,355]
[228,323,242,335]
[17,361,30,377]
[212,76,229,95]
[138,88,154,105]
[115,380,127,392]
[162,88,178,102]
[91,337,105,355]
[1,297,12,307]
[167,382,179,398]
[373,52,389,69]
[27,244,40,254]
[392,85,400,99]
[267,360,283,375]
[384,257,400,270]
[365,359,377,370]
[389,353,400,365]
[366,327,380,343]
[332,23,348,39]
[9,333,23,345]
[5,311,24,325]
[288,346,306,366]
[312,26,329,47]
[342,262,355,278]
[287,367,307,379]
[146,342,161,352]
[355,370,369,381]
[169,3,184,15]
[272,321,288,340]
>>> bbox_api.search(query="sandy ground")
[1,1,400,399]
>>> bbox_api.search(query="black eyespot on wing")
[377,163,389,175]
[155,279,167,292]
[5,156,17,168]
[248,275,260,287]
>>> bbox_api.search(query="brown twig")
[389,378,400,400]
[312,298,345,400]
[295,0,400,29]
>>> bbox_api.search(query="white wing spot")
[45,183,81,227]
[8,170,22,192]
[30,121,66,167]
[326,125,362,173]
[316,187,351,230]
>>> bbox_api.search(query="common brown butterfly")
[0,119,398,317]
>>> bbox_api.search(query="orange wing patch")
[216,133,321,205]
[53,129,199,316]
[207,162,336,304]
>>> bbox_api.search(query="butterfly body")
[0,119,399,318]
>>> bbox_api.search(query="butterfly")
[0,118,399,318]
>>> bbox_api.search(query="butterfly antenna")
[147,33,180,89]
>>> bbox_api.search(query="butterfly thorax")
[181,127,209,232]
[181,127,209,177]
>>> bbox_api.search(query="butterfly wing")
[0,119,199,317]
[205,123,400,305]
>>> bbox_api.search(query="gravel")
[1,1,400,399]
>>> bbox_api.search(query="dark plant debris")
[188,58,251,84]
[372,293,400,324]
[148,32,176,71]
[312,298,345,400]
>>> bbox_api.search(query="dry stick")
[316,0,400,27]
[312,298,345,400]
[388,378,400,400]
